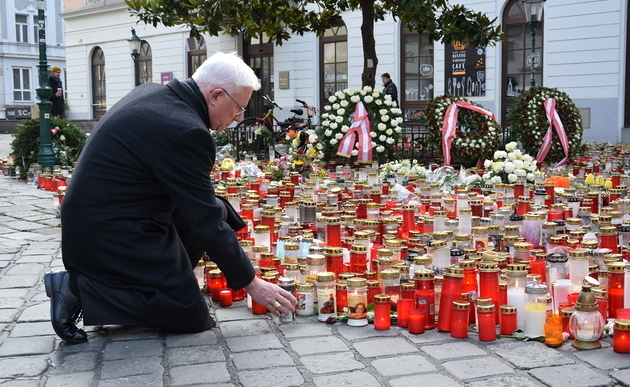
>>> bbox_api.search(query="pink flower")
[51,127,59,135]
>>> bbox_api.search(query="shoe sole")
[44,272,88,344]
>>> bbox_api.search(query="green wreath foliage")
[425,94,501,166]
[508,86,583,164]
[10,117,87,179]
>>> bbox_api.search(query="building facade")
[1,0,66,121]
[62,0,628,143]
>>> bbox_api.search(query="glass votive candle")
[613,319,630,353]
[450,299,471,338]
[557,301,574,316]
[616,308,630,320]
[397,298,413,328]
[374,294,391,330]
[477,304,497,341]
[567,293,580,304]
[500,305,518,336]
[219,288,233,307]
[560,307,575,339]
[408,310,425,334]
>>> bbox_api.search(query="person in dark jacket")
[48,66,66,118]
[44,52,296,344]
[381,72,398,105]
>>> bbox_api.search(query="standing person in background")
[48,66,66,118]
[381,73,398,105]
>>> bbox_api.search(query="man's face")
[381,76,388,85]
[53,70,61,77]
[208,87,253,131]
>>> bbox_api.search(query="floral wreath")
[508,86,583,165]
[317,86,403,164]
[425,94,501,166]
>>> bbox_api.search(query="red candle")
[516,197,530,215]
[219,288,233,307]
[613,319,630,353]
[367,280,381,305]
[232,288,246,301]
[500,305,517,335]
[325,247,345,277]
[350,245,368,273]
[397,298,413,328]
[207,270,225,302]
[401,204,416,238]
[401,283,415,301]
[608,263,625,319]
[478,263,501,324]
[408,310,425,334]
[336,283,348,313]
[414,270,436,330]
[326,218,343,248]
[251,299,268,314]
[437,267,464,332]
[477,304,497,341]
[560,307,575,339]
[374,294,391,330]
[599,227,619,254]
[450,300,470,338]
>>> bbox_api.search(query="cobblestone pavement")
[0,134,629,387]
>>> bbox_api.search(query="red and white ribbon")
[535,98,569,167]
[337,101,373,162]
[441,101,497,165]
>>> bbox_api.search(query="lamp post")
[35,0,57,170]
[128,28,141,87]
[522,0,545,87]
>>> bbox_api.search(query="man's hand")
[244,276,297,317]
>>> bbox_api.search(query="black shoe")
[44,271,88,344]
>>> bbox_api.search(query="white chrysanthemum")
[513,160,524,169]
[341,125,350,133]
[492,162,504,172]
[364,95,374,103]
[330,139,338,145]
[386,129,393,135]
[376,145,385,153]
[335,116,344,123]
[379,135,386,142]
[378,123,386,131]
[503,162,516,173]
[340,100,349,107]
[381,115,390,122]
[328,96,337,103]
[351,95,360,103]
[330,122,338,129]
[335,133,343,140]
[508,173,518,182]
[324,129,333,137]
[370,131,377,138]
[337,108,345,116]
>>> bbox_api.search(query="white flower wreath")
[425,95,501,165]
[317,86,404,163]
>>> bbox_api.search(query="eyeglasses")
[222,89,247,114]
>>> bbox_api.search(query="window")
[320,23,348,109]
[91,47,106,119]
[33,15,39,44]
[13,68,31,101]
[187,37,206,78]
[502,0,543,123]
[16,15,28,43]
[401,26,434,121]
[245,33,274,118]
[138,41,152,85]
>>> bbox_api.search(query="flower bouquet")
[267,148,322,181]
[481,142,538,184]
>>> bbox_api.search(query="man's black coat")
[61,79,255,332]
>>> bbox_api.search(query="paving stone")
[15,256,53,263]
[3,221,48,231]
[0,275,39,289]
[528,364,612,387]
[16,303,49,322]
[219,319,273,338]
[2,232,50,242]
[388,373,463,387]
[97,374,164,387]
[353,337,418,358]
[0,356,49,378]
[0,379,40,387]
[0,298,25,309]
[5,264,45,275]
[165,330,218,347]
[278,319,334,338]
[102,339,163,360]
[57,334,105,353]
[0,289,29,298]
[572,347,630,370]
[487,341,576,369]
[442,357,515,382]
[312,370,381,387]
[169,363,231,386]
[100,356,164,379]
[9,322,55,337]
[371,354,437,376]
[466,375,544,387]
[214,304,258,321]
[289,335,350,355]
[0,336,55,356]
[401,329,461,344]
[43,371,95,387]
[610,369,630,386]
[105,326,161,341]
[47,351,97,374]
[238,367,304,387]
[231,349,295,370]
[166,345,225,366]
[225,333,283,352]
[336,324,400,340]
[420,341,488,361]
[300,351,365,374]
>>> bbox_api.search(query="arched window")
[187,37,206,78]
[91,47,106,119]
[138,41,152,85]
[502,0,544,124]
[401,25,434,122]
[320,23,348,108]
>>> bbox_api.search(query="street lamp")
[35,0,57,169]
[522,0,545,87]
[128,28,141,87]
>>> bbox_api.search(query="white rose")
[316,143,323,150]
[324,129,333,137]
[508,173,518,182]
[335,133,343,140]
[333,103,340,110]
[503,162,515,173]
[484,159,492,168]
[379,109,388,115]
[384,94,392,101]
[372,92,380,97]
[328,96,337,103]
[370,131,377,138]
[308,134,318,143]
[375,100,382,105]
[341,125,350,133]
[513,160,524,169]
[395,127,402,133]
[330,139,338,145]
[526,173,535,181]
[337,108,345,116]
[492,162,504,172]
[364,95,374,103]
[340,100,349,107]
[372,141,377,148]
[386,137,395,144]
[321,113,329,119]
[347,89,355,96]
[505,142,517,151]
[391,120,399,127]
[335,116,343,123]
[337,93,346,100]
[381,115,390,122]
[364,86,373,92]
[330,122,338,129]
[515,168,527,177]
[491,176,502,184]
[351,95,360,103]
[324,105,332,111]
[379,135,386,142]
[384,100,392,106]
[360,90,367,96]
[386,129,393,135]
[322,120,330,127]
[376,146,385,153]
[378,123,386,131]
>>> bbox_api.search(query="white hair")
[192,51,260,93]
